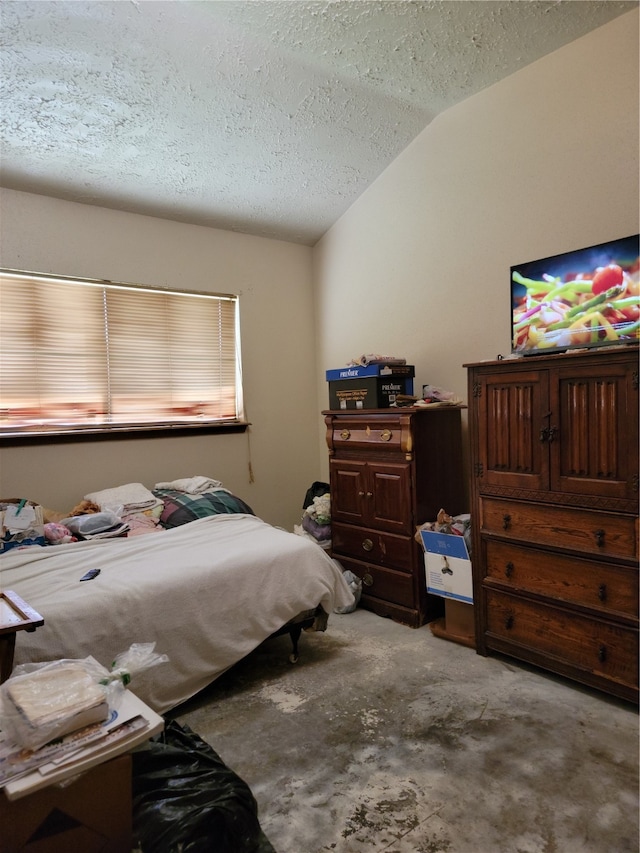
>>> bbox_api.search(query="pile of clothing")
[44,476,228,544]
[296,481,331,548]
[302,493,331,546]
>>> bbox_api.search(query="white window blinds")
[0,270,244,436]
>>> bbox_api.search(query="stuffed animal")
[44,522,77,545]
[68,499,101,516]
[43,499,102,523]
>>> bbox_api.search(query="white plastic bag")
[0,643,168,750]
[60,510,122,536]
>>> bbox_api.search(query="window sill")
[0,422,250,446]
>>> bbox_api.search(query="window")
[0,269,245,437]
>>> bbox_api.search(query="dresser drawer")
[485,589,639,690]
[484,539,639,619]
[480,498,637,560]
[337,557,415,609]
[326,413,409,454]
[332,522,414,572]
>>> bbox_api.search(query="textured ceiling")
[1,0,637,245]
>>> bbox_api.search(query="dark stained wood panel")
[324,407,465,628]
[466,345,639,702]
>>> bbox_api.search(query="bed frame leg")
[289,626,303,663]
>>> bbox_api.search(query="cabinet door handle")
[539,425,558,442]
[358,491,365,497]
[366,491,373,498]
[502,514,511,530]
[362,538,373,552]
[594,529,605,548]
[505,562,514,578]
[598,644,607,663]
[362,573,374,587]
[598,583,607,602]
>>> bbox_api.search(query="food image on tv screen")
[511,235,640,354]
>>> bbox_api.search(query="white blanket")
[0,515,354,713]
[84,481,159,511]
[154,476,224,494]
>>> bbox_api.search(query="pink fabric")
[126,515,163,536]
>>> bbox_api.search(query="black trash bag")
[132,720,274,853]
[303,481,330,510]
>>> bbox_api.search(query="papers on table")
[0,690,164,799]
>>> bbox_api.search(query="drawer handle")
[598,644,607,663]
[362,573,374,587]
[598,583,607,602]
[366,491,373,498]
[380,429,392,441]
[340,429,351,440]
[505,562,514,579]
[502,514,511,531]
[358,491,365,497]
[504,613,514,630]
[594,529,605,548]
[362,538,373,552]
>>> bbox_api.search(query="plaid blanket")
[153,489,254,528]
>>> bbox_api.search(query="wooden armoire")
[465,345,639,702]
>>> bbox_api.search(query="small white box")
[420,529,473,604]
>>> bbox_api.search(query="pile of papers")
[0,650,166,799]
[3,663,109,751]
[0,690,160,795]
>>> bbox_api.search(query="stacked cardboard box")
[326,364,415,410]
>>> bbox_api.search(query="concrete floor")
[173,607,638,853]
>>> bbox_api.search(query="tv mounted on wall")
[511,234,639,356]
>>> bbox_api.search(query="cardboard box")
[429,599,475,648]
[326,364,415,381]
[444,599,475,637]
[328,376,414,410]
[0,755,132,853]
[420,529,473,603]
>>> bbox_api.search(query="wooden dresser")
[323,407,466,628]
[465,346,639,702]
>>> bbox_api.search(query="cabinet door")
[329,459,368,524]
[330,459,412,533]
[476,370,549,491]
[550,360,639,500]
[368,462,413,534]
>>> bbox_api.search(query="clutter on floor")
[173,608,638,853]
[131,721,276,853]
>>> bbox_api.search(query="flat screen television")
[511,234,639,355]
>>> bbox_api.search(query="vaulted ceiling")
[1,1,636,245]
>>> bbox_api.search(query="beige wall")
[0,189,318,529]
[2,11,638,527]
[313,9,640,491]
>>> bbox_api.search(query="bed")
[0,487,354,714]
